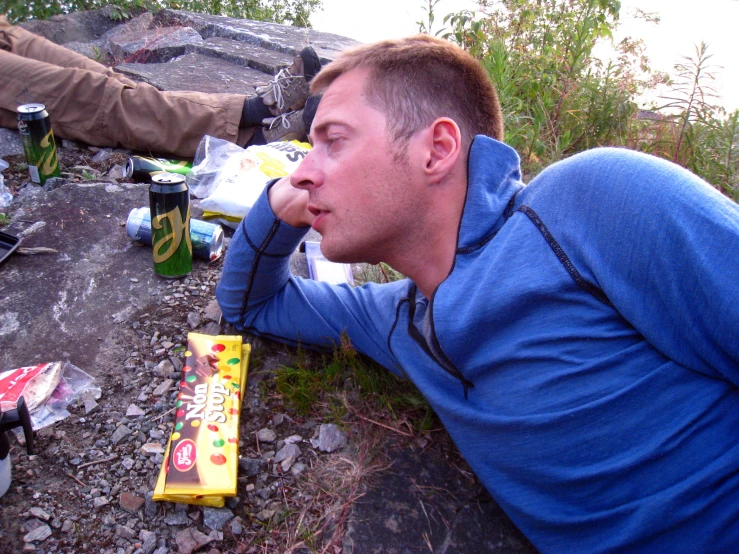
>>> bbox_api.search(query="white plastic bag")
[0,159,12,209]
[186,136,311,228]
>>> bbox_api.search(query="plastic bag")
[1,361,99,432]
[186,136,311,228]
[0,159,12,209]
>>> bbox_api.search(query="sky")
[310,0,739,112]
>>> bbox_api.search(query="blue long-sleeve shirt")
[217,137,739,552]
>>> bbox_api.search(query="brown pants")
[0,15,253,158]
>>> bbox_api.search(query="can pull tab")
[0,396,34,460]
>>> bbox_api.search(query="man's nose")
[290,150,322,190]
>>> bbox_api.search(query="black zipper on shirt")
[406,285,475,399]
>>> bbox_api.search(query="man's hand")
[267,175,314,228]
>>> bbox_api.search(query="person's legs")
[0,15,133,84]
[0,47,250,157]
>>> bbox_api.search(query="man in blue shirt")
[217,34,739,552]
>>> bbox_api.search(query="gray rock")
[140,442,165,456]
[174,527,213,554]
[238,457,266,477]
[201,321,222,336]
[82,389,99,414]
[186,311,201,328]
[229,516,243,535]
[0,128,24,157]
[19,6,122,45]
[202,507,233,531]
[106,163,125,181]
[139,529,158,554]
[61,519,74,533]
[169,355,184,372]
[126,404,146,417]
[91,148,112,163]
[42,177,68,192]
[310,423,347,453]
[115,524,137,539]
[152,378,174,396]
[29,507,51,521]
[23,522,52,543]
[109,26,203,63]
[163,511,189,525]
[257,428,276,443]
[144,491,158,518]
[111,425,133,445]
[274,443,301,471]
[203,299,222,322]
[153,359,174,377]
[116,53,265,95]
[93,496,110,509]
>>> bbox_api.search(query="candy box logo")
[173,439,197,472]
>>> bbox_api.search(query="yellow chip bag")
[153,334,250,505]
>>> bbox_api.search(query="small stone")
[284,435,303,444]
[111,425,133,445]
[169,356,184,372]
[201,322,221,336]
[93,496,110,509]
[255,509,274,522]
[140,529,157,554]
[91,148,112,163]
[274,443,301,472]
[116,524,137,539]
[186,311,201,329]
[29,507,50,521]
[310,423,347,453]
[203,300,221,322]
[238,458,266,477]
[61,519,74,533]
[202,507,233,531]
[121,458,135,470]
[152,359,174,377]
[119,492,145,513]
[144,491,158,518]
[140,443,165,456]
[163,511,189,526]
[82,390,99,414]
[126,404,146,417]
[229,517,243,536]
[174,527,212,554]
[152,379,174,396]
[291,462,307,476]
[23,522,52,543]
[256,428,276,443]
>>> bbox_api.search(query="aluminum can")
[17,104,62,185]
[126,207,224,261]
[125,156,192,183]
[149,173,192,278]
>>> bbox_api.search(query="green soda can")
[149,173,192,278]
[124,156,193,183]
[17,104,62,185]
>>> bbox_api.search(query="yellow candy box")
[154,333,250,506]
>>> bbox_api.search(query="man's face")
[290,68,428,265]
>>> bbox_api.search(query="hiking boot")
[262,110,308,143]
[256,46,321,116]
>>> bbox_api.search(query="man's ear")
[421,118,462,183]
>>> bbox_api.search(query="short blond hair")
[311,34,504,150]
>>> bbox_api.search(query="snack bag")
[154,334,251,506]
[187,136,310,228]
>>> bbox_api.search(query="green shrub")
[4,0,322,27]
